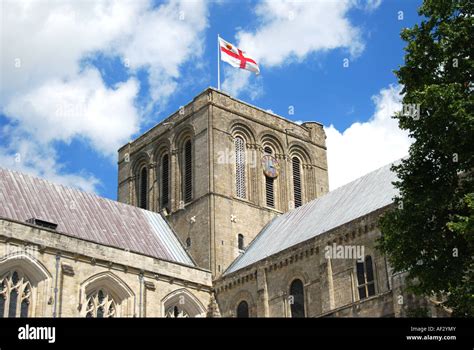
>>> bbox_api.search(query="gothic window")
[238,234,244,251]
[161,153,170,209]
[235,137,247,199]
[236,300,249,318]
[292,157,302,208]
[165,305,189,318]
[163,290,206,318]
[289,279,305,318]
[139,166,148,209]
[85,289,116,318]
[0,271,32,318]
[264,147,275,208]
[356,256,376,300]
[183,140,193,203]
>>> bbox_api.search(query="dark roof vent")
[26,218,58,230]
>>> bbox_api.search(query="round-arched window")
[236,300,249,318]
[289,279,305,318]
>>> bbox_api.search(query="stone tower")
[117,87,329,277]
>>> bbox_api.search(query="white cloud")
[238,0,364,66]
[0,0,209,192]
[355,0,382,12]
[222,67,263,100]
[1,0,208,105]
[0,140,100,193]
[325,84,412,190]
[0,0,146,104]
[222,0,367,96]
[114,0,208,103]
[4,68,140,157]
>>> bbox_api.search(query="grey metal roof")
[225,161,400,275]
[0,168,194,266]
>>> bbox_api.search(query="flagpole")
[217,34,220,91]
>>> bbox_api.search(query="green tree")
[378,0,474,317]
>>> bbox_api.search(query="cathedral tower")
[117,88,329,277]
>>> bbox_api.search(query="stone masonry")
[118,87,329,277]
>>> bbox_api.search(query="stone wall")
[0,219,212,317]
[117,87,329,276]
[214,207,432,317]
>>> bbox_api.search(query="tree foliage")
[378,0,474,317]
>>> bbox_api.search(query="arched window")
[166,305,189,318]
[162,289,206,318]
[139,166,148,209]
[236,300,249,318]
[264,147,275,208]
[0,271,31,318]
[292,157,302,208]
[183,140,193,203]
[85,289,116,318]
[235,137,247,199]
[289,279,305,318]
[81,272,134,318]
[238,234,244,251]
[161,153,170,209]
[356,255,376,300]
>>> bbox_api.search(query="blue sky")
[1,0,421,200]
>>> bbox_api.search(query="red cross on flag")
[219,37,260,75]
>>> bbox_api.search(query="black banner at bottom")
[0,317,471,348]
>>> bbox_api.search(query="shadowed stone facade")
[0,219,212,317]
[214,208,399,317]
[213,208,449,317]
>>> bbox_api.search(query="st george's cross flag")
[218,37,260,75]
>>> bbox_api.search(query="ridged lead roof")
[0,168,194,266]
[225,162,399,275]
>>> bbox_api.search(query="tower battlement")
[118,87,329,276]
